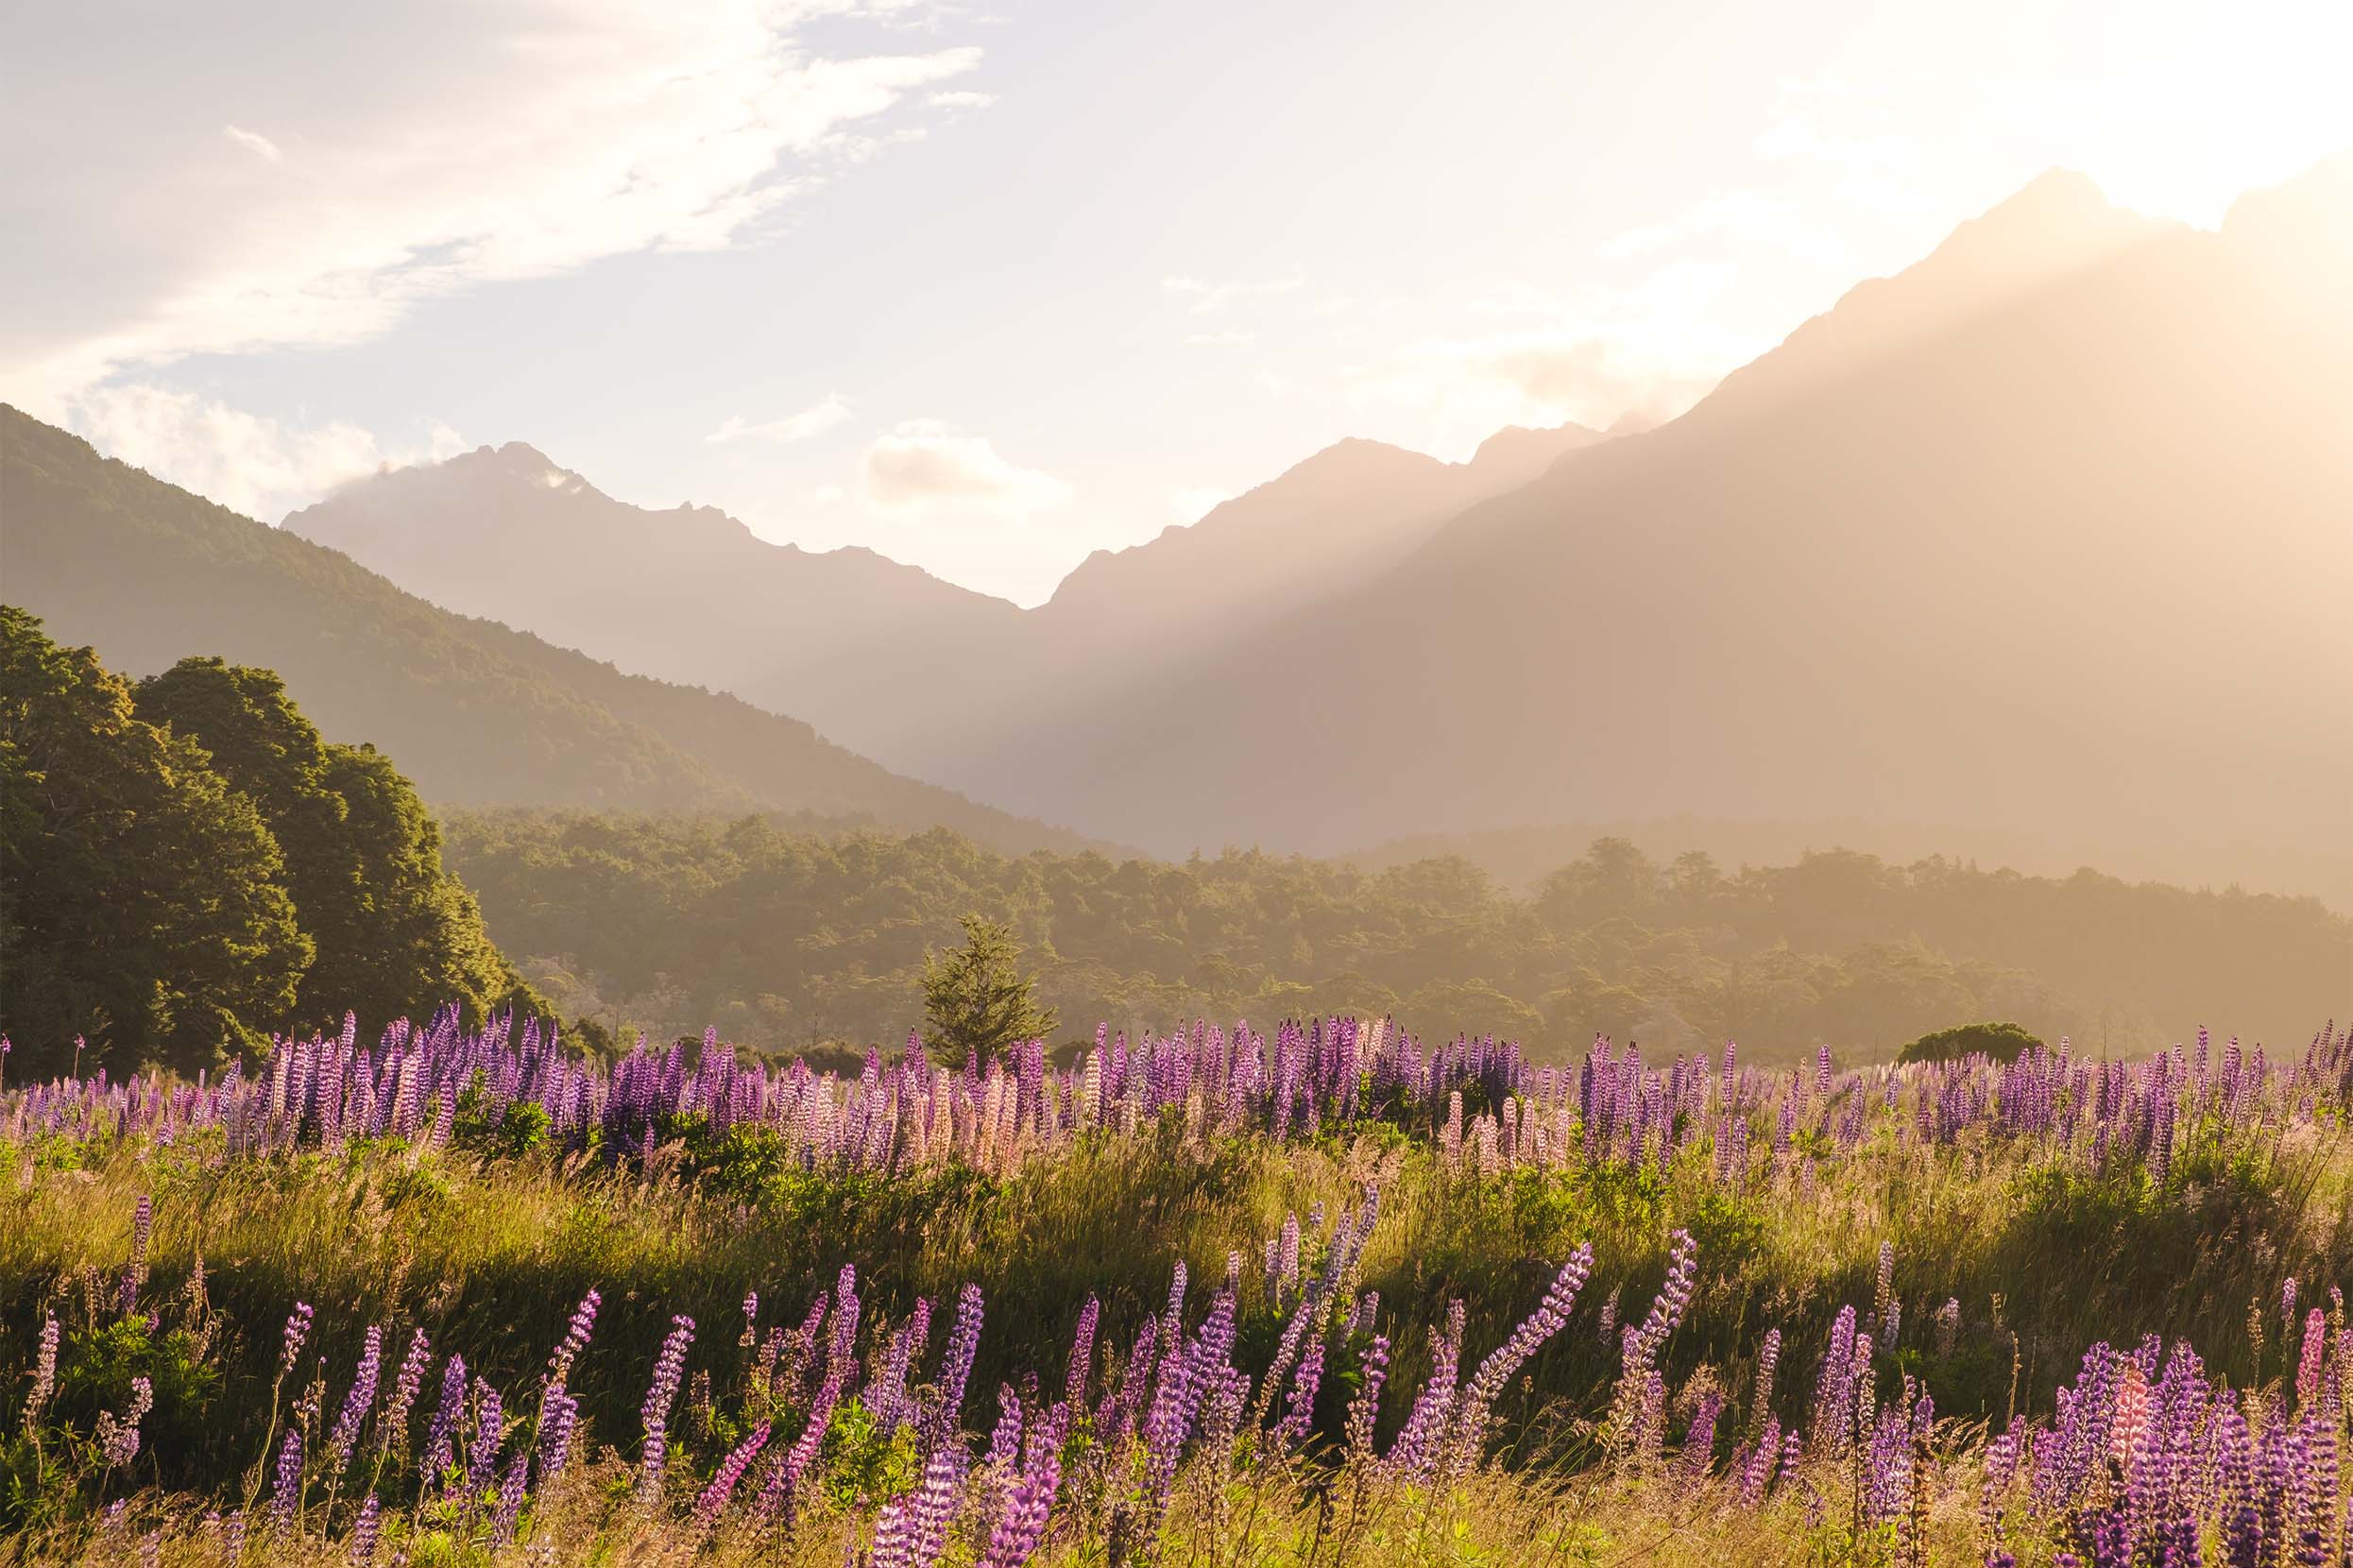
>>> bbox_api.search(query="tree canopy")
[1,611,535,1070]
[440,815,2352,1063]
[920,913,1058,1066]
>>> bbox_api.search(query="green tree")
[0,608,310,1073]
[1898,1020,2042,1065]
[133,658,528,1031]
[919,913,1056,1066]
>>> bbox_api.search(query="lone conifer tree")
[919,913,1056,1066]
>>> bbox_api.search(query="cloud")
[1160,268,1305,315]
[221,124,282,162]
[5,2,987,407]
[63,382,464,522]
[928,91,997,109]
[859,419,1070,518]
[1185,329,1254,346]
[707,393,853,444]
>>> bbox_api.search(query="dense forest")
[443,808,2350,1063]
[0,610,533,1074]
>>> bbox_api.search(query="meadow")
[1,1014,2347,1565]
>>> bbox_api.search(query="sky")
[7,0,2351,605]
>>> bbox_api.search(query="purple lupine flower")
[904,1441,967,1568]
[95,1376,153,1467]
[1276,1337,1326,1451]
[546,1288,601,1390]
[693,1423,770,1533]
[536,1390,580,1477]
[466,1378,504,1500]
[980,1435,1061,1568]
[119,1194,153,1313]
[1756,1327,1783,1414]
[421,1355,468,1480]
[1447,1242,1593,1474]
[759,1364,845,1523]
[2295,1309,2327,1408]
[349,1493,381,1566]
[1682,1391,1724,1476]
[931,1285,985,1447]
[380,1330,432,1457]
[1066,1295,1100,1404]
[271,1429,304,1523]
[223,1510,247,1563]
[638,1314,695,1506]
[22,1315,59,1427]
[328,1327,384,1470]
[1346,1334,1390,1457]
[489,1450,530,1549]
[281,1302,316,1379]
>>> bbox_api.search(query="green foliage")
[920,912,1057,1066]
[135,658,527,1032]
[818,1400,921,1509]
[0,610,540,1067]
[0,607,309,1074]
[1897,1019,2042,1064]
[439,812,2351,1063]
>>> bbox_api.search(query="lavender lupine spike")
[930,1285,985,1448]
[466,1378,504,1500]
[488,1451,530,1549]
[95,1376,153,1467]
[270,1429,304,1523]
[692,1422,771,1533]
[639,1314,695,1506]
[1346,1335,1391,1458]
[1446,1242,1593,1475]
[980,1438,1062,1568]
[546,1288,602,1390]
[328,1326,384,1470]
[281,1302,316,1379]
[380,1330,432,1458]
[1066,1295,1100,1404]
[23,1314,60,1428]
[349,1493,381,1566]
[421,1355,468,1480]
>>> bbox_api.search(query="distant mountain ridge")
[285,414,1609,776]
[0,406,1103,856]
[924,159,2353,870]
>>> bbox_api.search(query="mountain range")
[12,159,2350,906]
[0,406,1100,856]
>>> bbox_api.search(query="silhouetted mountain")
[0,406,1100,856]
[931,162,2353,879]
[283,440,1026,767]
[286,418,1606,776]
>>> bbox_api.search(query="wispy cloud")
[707,393,854,444]
[220,124,282,162]
[9,3,987,411]
[860,419,1069,518]
[64,382,463,522]
[1161,268,1305,315]
[1185,329,1254,347]
[928,91,997,109]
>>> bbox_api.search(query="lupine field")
[2,1014,2349,1565]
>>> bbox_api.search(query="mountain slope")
[284,418,1606,777]
[0,406,1100,855]
[282,442,1027,773]
[937,162,2353,862]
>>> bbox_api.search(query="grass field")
[2,1016,2346,1564]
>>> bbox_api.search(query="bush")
[1896,1019,2041,1064]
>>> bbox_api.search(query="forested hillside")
[441,810,2349,1060]
[0,407,1098,857]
